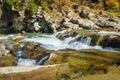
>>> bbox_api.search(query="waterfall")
[24,33,93,50]
[80,35,92,45]
[0,32,119,66]
[36,55,50,65]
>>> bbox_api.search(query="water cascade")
[0,31,119,66]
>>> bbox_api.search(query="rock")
[25,7,54,33]
[74,30,120,48]
[0,63,70,80]
[19,42,50,60]
[78,19,100,30]
[55,30,77,40]
[62,22,80,30]
[61,6,76,19]
[97,31,120,48]
[11,35,24,42]
[78,6,95,19]
[92,17,120,31]
[46,49,120,76]
[0,54,17,66]
[0,40,15,57]
[33,22,41,31]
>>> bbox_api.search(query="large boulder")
[97,31,120,48]
[74,30,120,48]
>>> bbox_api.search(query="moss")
[0,55,17,67]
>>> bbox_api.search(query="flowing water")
[0,32,119,66]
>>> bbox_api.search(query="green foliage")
[29,3,37,15]
[5,0,26,11]
[5,0,15,5]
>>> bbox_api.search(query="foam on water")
[0,34,14,40]
[23,34,97,50]
[17,58,36,66]
[23,33,119,52]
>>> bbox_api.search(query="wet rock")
[20,42,50,60]
[0,40,15,57]
[55,30,77,40]
[0,54,17,66]
[97,31,120,48]
[74,30,120,48]
[11,35,24,42]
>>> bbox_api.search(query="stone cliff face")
[0,0,120,34]
[0,1,10,28]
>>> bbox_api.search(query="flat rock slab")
[0,63,68,74]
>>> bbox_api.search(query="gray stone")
[0,40,15,57]
[78,19,99,30]
[63,22,80,30]
[33,22,41,31]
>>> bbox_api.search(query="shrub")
[5,0,14,5]
[29,3,37,15]
[106,0,119,10]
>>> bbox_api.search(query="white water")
[24,34,93,50]
[0,32,119,52]
[0,32,119,66]
[0,34,14,39]
[17,58,36,66]
[23,32,119,52]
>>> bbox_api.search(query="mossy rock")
[66,57,91,70]
[46,49,120,75]
[0,55,17,67]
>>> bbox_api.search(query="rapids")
[0,32,119,66]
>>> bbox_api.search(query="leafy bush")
[29,3,37,15]
[5,0,15,5]
[106,0,119,10]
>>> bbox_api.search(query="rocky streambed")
[0,30,120,80]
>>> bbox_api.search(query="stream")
[0,32,120,66]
